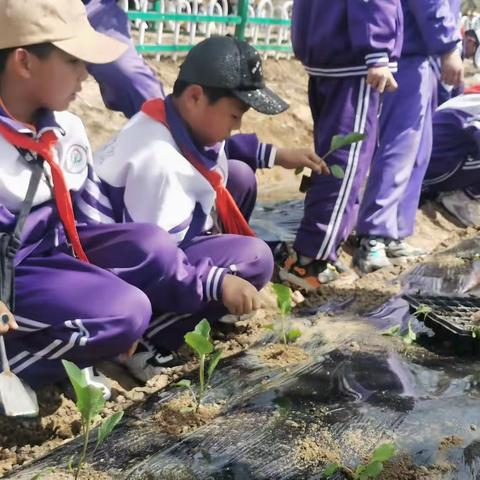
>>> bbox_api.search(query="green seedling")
[413,304,432,318]
[178,319,223,412]
[323,442,396,480]
[62,360,123,480]
[381,321,416,345]
[471,326,480,338]
[296,132,366,178]
[381,325,401,337]
[271,283,302,344]
[401,320,417,345]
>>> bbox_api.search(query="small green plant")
[62,360,124,480]
[323,442,396,479]
[401,320,417,345]
[270,283,302,344]
[381,321,417,345]
[413,304,432,318]
[471,326,480,338]
[296,132,366,178]
[177,319,223,412]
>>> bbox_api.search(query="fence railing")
[122,0,293,60]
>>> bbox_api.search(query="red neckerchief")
[141,98,255,237]
[0,122,89,262]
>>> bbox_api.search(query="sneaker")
[385,239,426,260]
[81,366,111,401]
[439,190,480,227]
[124,345,184,383]
[353,237,392,273]
[279,254,339,290]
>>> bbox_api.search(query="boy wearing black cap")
[94,37,327,371]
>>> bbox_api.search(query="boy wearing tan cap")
[0,0,241,396]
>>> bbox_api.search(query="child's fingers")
[306,153,329,174]
[0,302,17,333]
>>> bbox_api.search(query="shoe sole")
[278,268,321,291]
[387,254,426,265]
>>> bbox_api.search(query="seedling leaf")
[362,460,383,478]
[286,329,302,343]
[472,327,480,339]
[76,385,105,423]
[330,164,345,179]
[381,325,401,337]
[329,132,366,154]
[371,443,396,462]
[323,463,340,477]
[263,323,275,331]
[95,411,124,450]
[194,318,211,339]
[401,321,417,345]
[413,304,432,318]
[185,332,214,356]
[272,283,292,316]
[62,360,87,402]
[207,349,223,381]
[176,379,192,388]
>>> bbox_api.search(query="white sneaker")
[82,367,111,401]
[124,347,184,383]
[439,190,480,227]
[385,239,426,260]
[353,237,392,273]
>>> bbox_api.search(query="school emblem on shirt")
[65,145,88,174]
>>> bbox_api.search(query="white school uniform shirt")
[94,111,229,243]
[0,111,110,218]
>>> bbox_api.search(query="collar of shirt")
[0,101,63,139]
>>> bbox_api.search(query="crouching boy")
[94,37,327,375]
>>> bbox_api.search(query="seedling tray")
[403,294,480,350]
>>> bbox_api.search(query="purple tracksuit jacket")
[290,0,403,262]
[292,0,403,76]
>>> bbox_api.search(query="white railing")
[124,0,293,60]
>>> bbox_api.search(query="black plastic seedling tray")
[403,294,480,353]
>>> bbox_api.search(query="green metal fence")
[126,0,293,58]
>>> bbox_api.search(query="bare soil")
[1,58,479,478]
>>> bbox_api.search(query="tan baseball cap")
[0,0,128,64]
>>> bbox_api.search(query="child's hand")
[221,274,263,315]
[441,50,464,86]
[367,66,398,93]
[275,148,330,175]
[0,301,18,335]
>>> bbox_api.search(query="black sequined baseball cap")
[177,36,289,115]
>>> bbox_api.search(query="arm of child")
[407,0,463,86]
[225,134,329,174]
[274,148,330,175]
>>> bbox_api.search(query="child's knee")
[242,237,274,288]
[228,159,257,192]
[110,288,151,351]
[121,222,179,268]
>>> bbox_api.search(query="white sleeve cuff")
[365,52,390,67]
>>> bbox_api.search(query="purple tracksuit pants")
[6,160,271,388]
[86,0,165,118]
[293,76,380,262]
[356,56,437,240]
[423,113,480,198]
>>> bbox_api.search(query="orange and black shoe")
[278,254,340,290]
